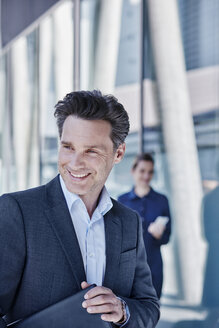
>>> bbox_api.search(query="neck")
[134,185,150,198]
[80,191,101,218]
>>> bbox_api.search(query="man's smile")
[67,169,91,180]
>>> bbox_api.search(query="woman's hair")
[132,153,154,170]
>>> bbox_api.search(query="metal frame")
[73,0,81,91]
[139,0,145,154]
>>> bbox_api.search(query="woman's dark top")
[118,187,171,298]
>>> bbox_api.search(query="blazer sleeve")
[117,213,160,328]
[0,194,26,326]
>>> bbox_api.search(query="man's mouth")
[67,170,90,179]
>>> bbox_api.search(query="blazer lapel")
[103,209,122,290]
[44,176,86,289]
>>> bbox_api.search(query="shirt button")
[89,252,94,258]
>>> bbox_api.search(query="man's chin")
[65,184,88,196]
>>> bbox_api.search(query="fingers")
[81,281,91,289]
[83,302,115,314]
[81,286,123,323]
[84,286,112,300]
[82,294,116,308]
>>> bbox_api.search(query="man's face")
[132,160,154,188]
[58,115,125,203]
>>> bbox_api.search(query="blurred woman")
[118,153,171,298]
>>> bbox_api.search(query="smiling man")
[0,90,159,328]
[58,116,123,217]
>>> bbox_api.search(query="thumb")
[81,281,91,289]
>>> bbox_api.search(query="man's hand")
[81,281,124,323]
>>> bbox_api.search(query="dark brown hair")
[54,90,130,150]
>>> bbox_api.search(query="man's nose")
[69,153,85,169]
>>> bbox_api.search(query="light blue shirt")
[60,176,130,326]
[60,175,112,286]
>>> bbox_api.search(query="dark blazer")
[0,176,159,328]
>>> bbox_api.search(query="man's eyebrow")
[61,141,72,145]
[60,141,107,151]
[86,144,107,150]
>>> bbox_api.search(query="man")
[0,90,159,327]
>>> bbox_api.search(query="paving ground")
[156,297,219,328]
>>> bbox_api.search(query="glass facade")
[0,0,219,326]
[178,0,219,70]
[0,0,74,192]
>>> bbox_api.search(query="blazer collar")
[44,175,86,289]
[44,175,122,291]
[103,205,122,290]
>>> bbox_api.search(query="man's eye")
[87,149,97,154]
[63,145,71,149]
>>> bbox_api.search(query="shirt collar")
[97,186,113,216]
[129,187,154,200]
[59,175,113,216]
[129,188,138,200]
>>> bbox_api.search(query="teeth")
[70,173,89,178]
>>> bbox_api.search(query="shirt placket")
[86,221,97,285]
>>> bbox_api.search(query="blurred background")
[0,0,219,327]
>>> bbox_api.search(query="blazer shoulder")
[1,184,46,204]
[0,176,60,207]
[111,198,140,224]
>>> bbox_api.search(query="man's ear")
[114,143,126,164]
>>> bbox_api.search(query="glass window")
[142,0,219,326]
[0,0,74,191]
[39,0,74,184]
[0,55,6,194]
[81,0,141,195]
[178,0,219,70]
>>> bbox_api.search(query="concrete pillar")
[12,37,30,190]
[12,35,40,190]
[147,0,207,304]
[53,1,73,99]
[94,0,123,93]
